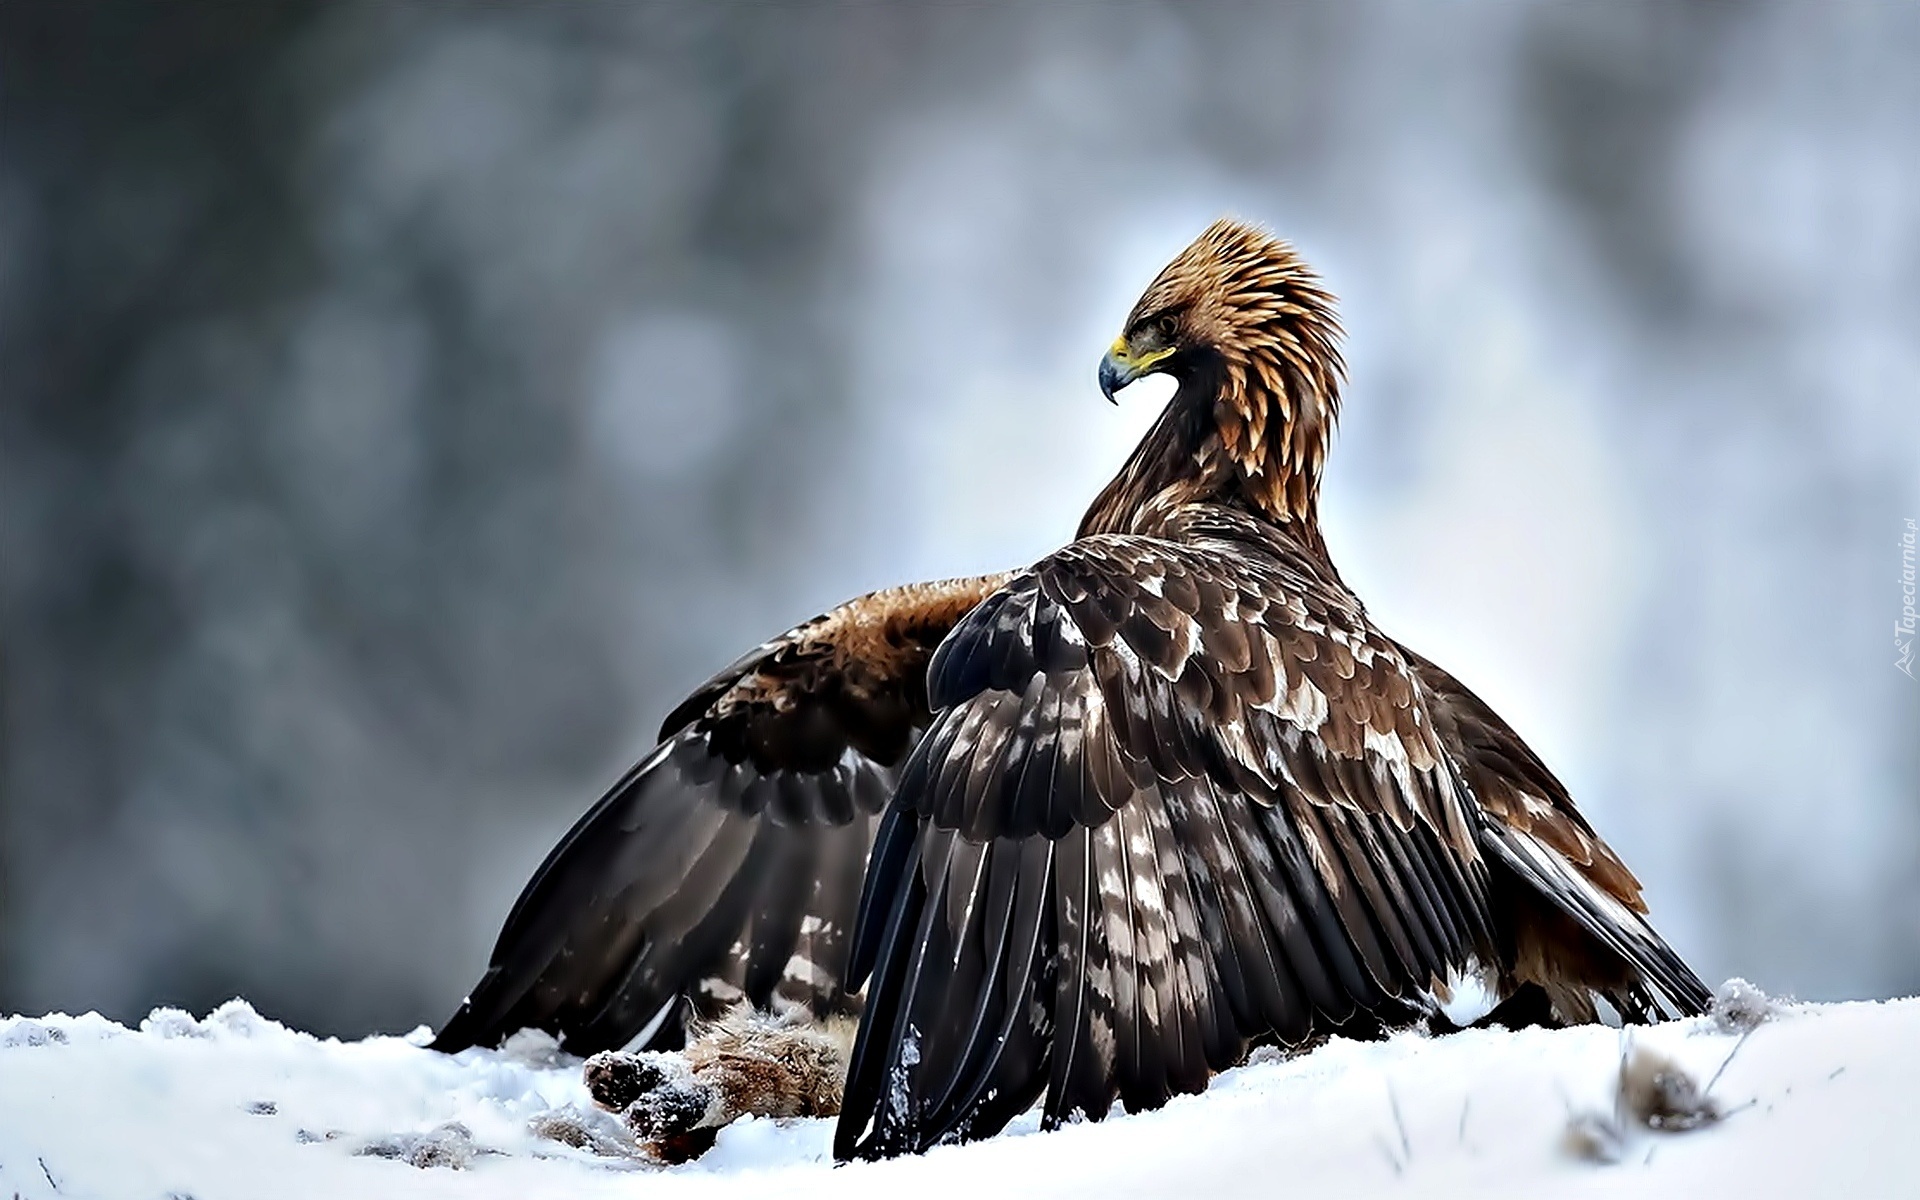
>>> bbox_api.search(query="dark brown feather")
[1408,648,1710,1018]
[836,507,1499,1158]
[838,219,1705,1161]
[432,573,1013,1056]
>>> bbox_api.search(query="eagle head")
[1094,218,1346,532]
[1100,218,1342,402]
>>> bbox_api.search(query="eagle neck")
[1077,353,1333,561]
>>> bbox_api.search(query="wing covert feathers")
[1411,653,1712,1020]
[836,511,1501,1159]
[432,574,1013,1056]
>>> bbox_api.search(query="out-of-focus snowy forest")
[3,1,1916,1039]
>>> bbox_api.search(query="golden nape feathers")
[1083,218,1346,542]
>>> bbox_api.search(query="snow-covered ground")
[1,995,1909,1200]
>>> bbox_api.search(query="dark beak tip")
[1097,358,1125,404]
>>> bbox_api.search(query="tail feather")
[1482,823,1710,1020]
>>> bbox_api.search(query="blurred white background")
[3,1,1916,1036]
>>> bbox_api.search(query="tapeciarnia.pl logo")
[1899,517,1917,679]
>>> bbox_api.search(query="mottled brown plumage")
[433,573,1013,1056]
[1409,651,1703,1022]
[436,218,1706,1169]
[835,219,1707,1159]
[662,574,1018,777]
[1409,649,1645,911]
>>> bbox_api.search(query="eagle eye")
[1153,313,1179,339]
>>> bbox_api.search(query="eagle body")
[434,219,1710,1162]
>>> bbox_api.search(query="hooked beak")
[1097,336,1173,403]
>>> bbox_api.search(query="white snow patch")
[1,995,1911,1199]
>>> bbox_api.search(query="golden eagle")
[433,219,1709,1161]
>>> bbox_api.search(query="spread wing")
[835,524,1498,1159]
[1409,652,1711,1018]
[432,574,1014,1057]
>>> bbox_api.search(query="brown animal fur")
[584,1006,855,1161]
